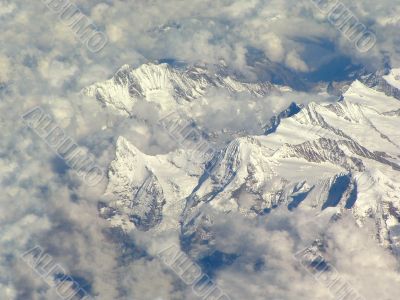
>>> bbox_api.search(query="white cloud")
[0,54,11,83]
[286,50,309,72]
[205,209,400,300]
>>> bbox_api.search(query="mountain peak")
[96,69,400,260]
[83,62,284,115]
[344,80,400,113]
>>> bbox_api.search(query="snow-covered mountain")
[181,80,400,256]
[90,63,400,261]
[83,62,290,115]
[361,68,400,100]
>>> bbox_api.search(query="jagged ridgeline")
[89,63,400,259]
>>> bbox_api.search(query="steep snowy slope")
[93,64,400,260]
[181,80,400,255]
[99,136,205,232]
[361,68,400,100]
[83,62,285,115]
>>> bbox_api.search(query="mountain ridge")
[89,63,400,261]
[83,62,292,116]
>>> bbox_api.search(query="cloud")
[0,54,11,83]
[286,50,309,72]
[2,0,398,95]
[205,209,400,300]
